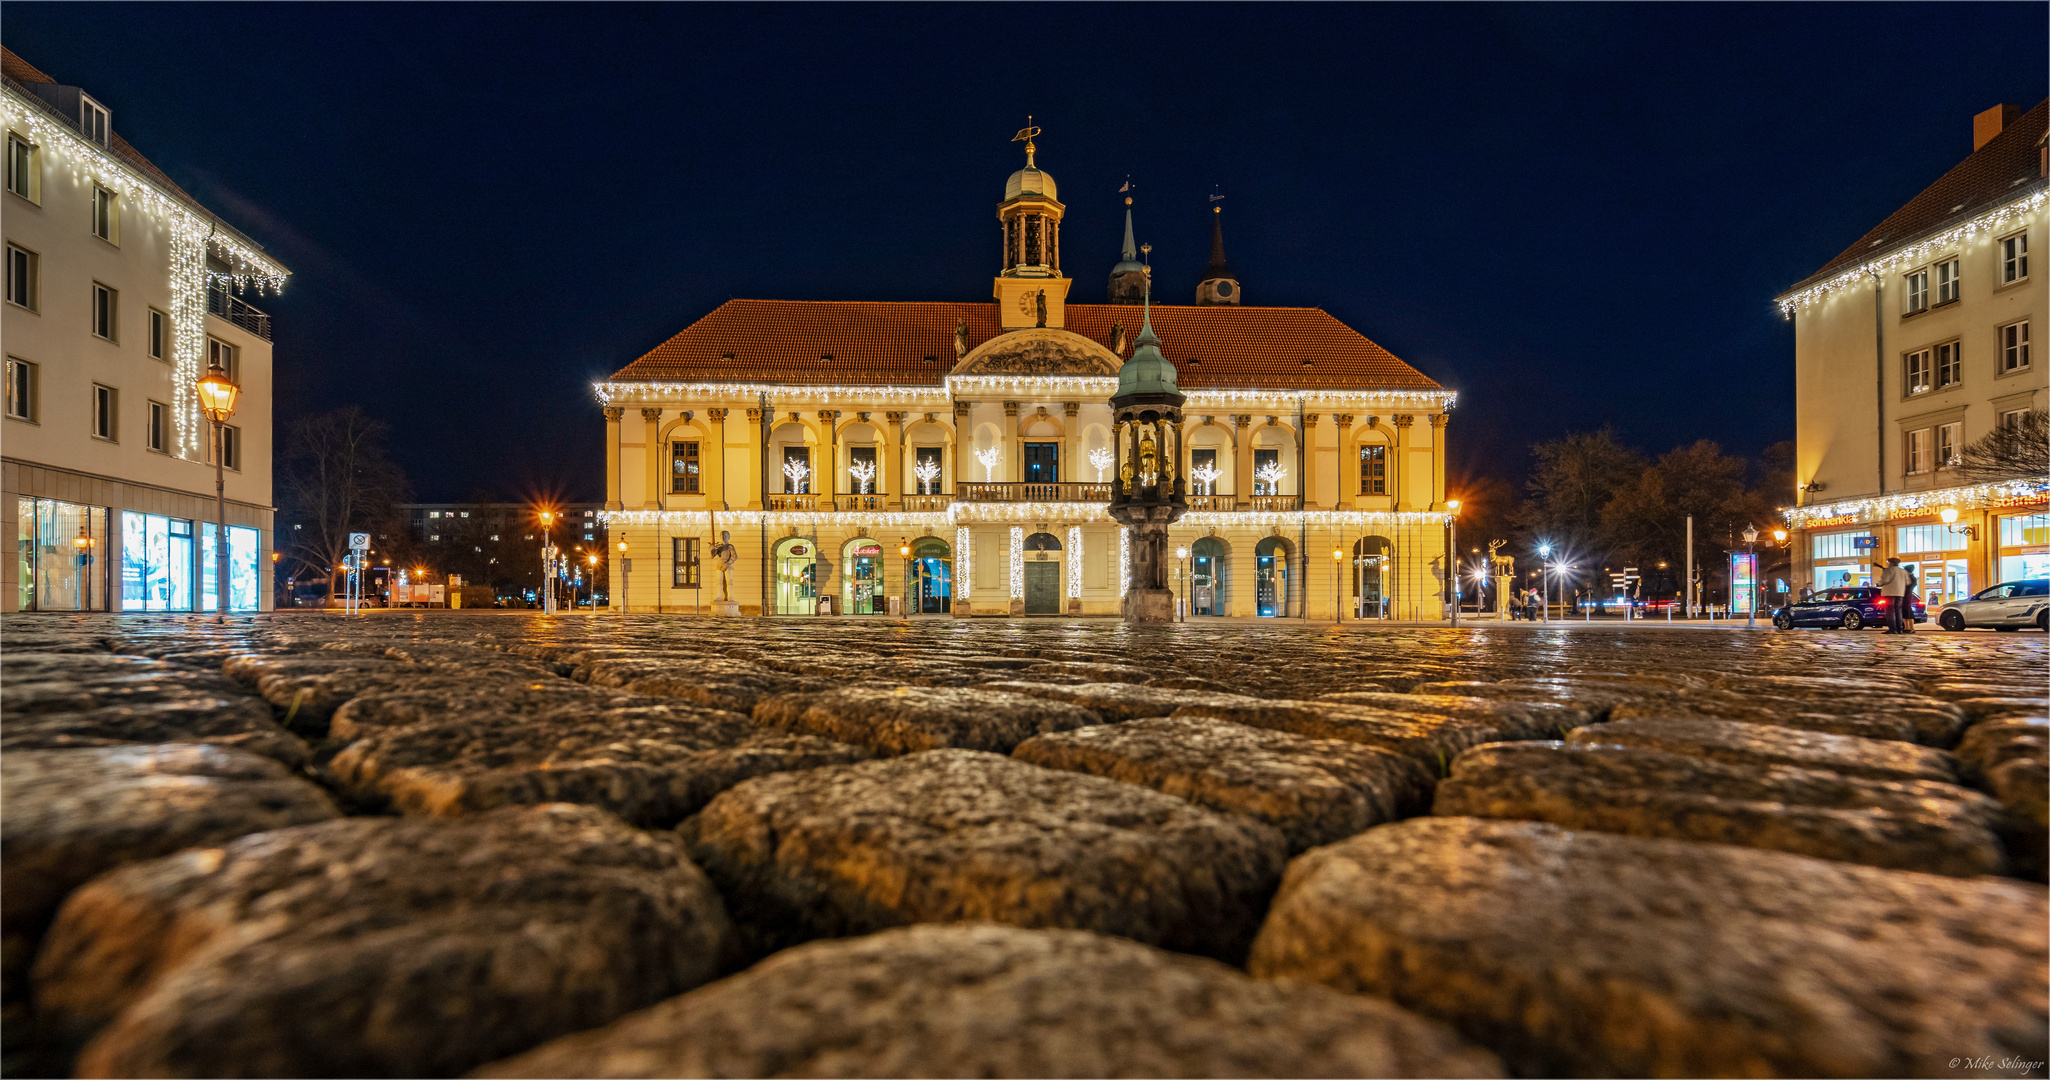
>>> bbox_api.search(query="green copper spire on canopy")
[1116,282,1179,397]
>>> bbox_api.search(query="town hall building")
[597,130,1458,619]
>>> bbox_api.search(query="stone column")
[1333,414,1355,508]
[641,408,663,510]
[744,408,764,509]
[1429,413,1449,509]
[1003,401,1021,483]
[1301,414,1321,508]
[603,407,624,510]
[706,408,728,508]
[884,411,906,508]
[1393,414,1415,510]
[952,401,971,492]
[1233,414,1253,507]
[1063,401,1080,487]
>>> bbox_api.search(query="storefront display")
[120,514,259,612]
[1997,512,2050,583]
[1809,530,1875,590]
[17,498,109,611]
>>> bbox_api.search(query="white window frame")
[2000,320,2031,374]
[91,383,117,442]
[5,356,37,422]
[1906,427,1931,475]
[146,399,167,452]
[5,132,37,203]
[1934,257,1960,304]
[1936,421,1962,470]
[1903,267,1929,314]
[6,243,36,311]
[91,282,117,342]
[78,95,108,147]
[221,424,241,471]
[1903,348,1932,395]
[148,308,167,360]
[91,185,117,244]
[1934,340,1961,389]
[1999,230,2030,285]
[2003,408,2030,432]
[207,338,237,381]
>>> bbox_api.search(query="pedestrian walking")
[1878,557,1907,633]
[1902,564,1919,634]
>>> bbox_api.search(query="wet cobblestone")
[3,611,2045,1078]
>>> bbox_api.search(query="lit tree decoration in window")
[914,459,941,494]
[782,459,811,493]
[848,460,876,494]
[1089,447,1115,481]
[1254,461,1286,495]
[976,446,1002,482]
[1189,463,1221,495]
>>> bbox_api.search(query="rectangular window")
[91,186,116,244]
[782,445,811,493]
[221,425,240,470]
[673,537,700,588]
[913,446,945,492]
[1935,341,1961,388]
[146,400,166,451]
[148,309,167,360]
[6,244,36,310]
[92,283,116,341]
[1022,442,1059,484]
[79,96,109,147]
[2003,408,2030,432]
[1811,532,1875,560]
[1903,268,1928,314]
[1904,349,1931,395]
[207,338,236,380]
[2001,320,2031,373]
[1189,447,1219,492]
[1936,421,1962,469]
[848,444,880,492]
[198,522,259,612]
[91,384,116,441]
[2001,232,2030,284]
[1253,448,1281,493]
[1359,444,1387,494]
[6,134,34,201]
[1999,513,2050,548]
[1895,524,1968,554]
[1905,427,1931,475]
[671,440,701,494]
[5,357,36,421]
[1934,257,1960,304]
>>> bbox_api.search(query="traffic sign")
[349,532,370,550]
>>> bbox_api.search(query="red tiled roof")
[2,47,203,210]
[611,300,1441,391]
[1790,99,2048,291]
[1,47,53,84]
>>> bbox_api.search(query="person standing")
[1878,558,1907,633]
[1901,564,1919,634]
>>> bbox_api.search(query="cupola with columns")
[995,119,1072,330]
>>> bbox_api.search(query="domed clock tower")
[994,120,1072,330]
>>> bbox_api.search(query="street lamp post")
[1536,543,1551,622]
[538,511,556,614]
[1330,545,1344,625]
[1741,524,1760,627]
[196,360,241,624]
[899,539,913,618]
[617,539,629,614]
[1175,546,1190,623]
[1446,499,1461,627]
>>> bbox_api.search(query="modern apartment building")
[3,47,289,613]
[1778,101,2047,605]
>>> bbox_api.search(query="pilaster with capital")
[1062,402,1080,487]
[817,411,839,500]
[641,408,664,509]
[1333,414,1355,508]
[1392,414,1415,510]
[1003,401,1022,483]
[1429,412,1450,509]
[1301,414,1321,508]
[603,407,624,510]
[884,411,906,508]
[705,408,730,508]
[1233,414,1253,506]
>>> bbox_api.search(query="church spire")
[1107,185,1149,304]
[1195,206,1241,306]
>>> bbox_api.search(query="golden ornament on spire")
[1011,116,1041,160]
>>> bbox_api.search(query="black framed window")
[782,446,811,493]
[671,440,700,493]
[673,537,699,588]
[1359,445,1386,494]
[1023,442,1059,483]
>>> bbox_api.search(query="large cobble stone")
[1168,698,1554,775]
[1569,715,1963,783]
[1249,817,2049,1078]
[33,804,734,1078]
[2,653,307,765]
[752,685,1110,756]
[476,925,1505,1079]
[679,749,1286,960]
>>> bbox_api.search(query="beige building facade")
[599,140,1458,619]
[3,48,288,614]
[1781,102,2048,604]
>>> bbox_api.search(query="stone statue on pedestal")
[709,529,740,615]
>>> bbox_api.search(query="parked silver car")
[1934,579,2050,631]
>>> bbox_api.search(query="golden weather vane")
[1012,116,1041,156]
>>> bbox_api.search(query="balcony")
[957,482,1114,502]
[900,494,953,512]
[207,284,272,341]
[1247,495,1301,512]
[767,494,818,510]
[833,494,887,512]
[1184,494,1234,512]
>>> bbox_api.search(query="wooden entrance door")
[1024,561,1061,614]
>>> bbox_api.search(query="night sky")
[5,4,2044,502]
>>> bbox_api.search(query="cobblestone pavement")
[4,612,2046,1078]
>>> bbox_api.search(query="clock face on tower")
[1215,281,1234,298]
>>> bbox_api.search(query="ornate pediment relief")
[953,329,1120,378]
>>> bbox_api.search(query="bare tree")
[279,407,411,601]
[1952,409,2049,482]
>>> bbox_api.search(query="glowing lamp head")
[72,531,93,550]
[617,540,628,554]
[1742,525,1759,544]
[1939,507,1959,524]
[1176,547,1190,560]
[1537,543,1551,557]
[1447,499,1461,513]
[195,363,240,423]
[1773,529,1788,542]
[1331,547,1344,563]
[539,511,553,525]
[899,541,912,558]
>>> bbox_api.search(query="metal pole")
[213,420,227,624]
[1685,515,1694,619]
[1449,515,1458,627]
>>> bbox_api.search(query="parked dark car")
[1772,586,1925,630]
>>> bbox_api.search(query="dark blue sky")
[6,4,2044,501]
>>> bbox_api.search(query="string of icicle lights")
[1782,476,2050,529]
[594,379,1459,413]
[1775,189,2045,316]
